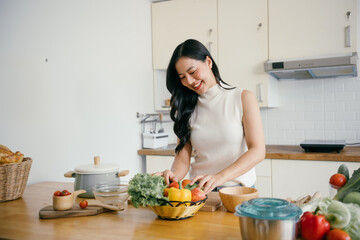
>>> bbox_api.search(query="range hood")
[264,52,358,80]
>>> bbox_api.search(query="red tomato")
[182,179,191,188]
[79,200,88,209]
[326,229,351,240]
[168,181,179,189]
[329,173,347,189]
[54,190,62,196]
[61,190,71,196]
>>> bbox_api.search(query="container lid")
[235,198,302,220]
[74,156,120,174]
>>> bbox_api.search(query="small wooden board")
[39,205,108,219]
[199,192,222,212]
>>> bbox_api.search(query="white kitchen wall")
[0,0,154,184]
[260,76,360,145]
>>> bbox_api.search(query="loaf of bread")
[0,145,24,165]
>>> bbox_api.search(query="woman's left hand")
[190,174,224,194]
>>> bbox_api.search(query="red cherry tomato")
[326,229,351,240]
[54,190,62,196]
[329,173,347,189]
[79,200,88,209]
[182,179,191,188]
[61,190,71,196]
[168,181,179,189]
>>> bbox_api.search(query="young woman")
[158,39,265,194]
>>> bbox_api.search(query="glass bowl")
[92,181,129,211]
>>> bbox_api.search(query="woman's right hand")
[153,169,179,186]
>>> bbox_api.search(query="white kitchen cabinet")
[151,0,218,70]
[218,0,278,107]
[269,0,358,59]
[145,155,194,179]
[271,159,360,200]
[255,159,272,197]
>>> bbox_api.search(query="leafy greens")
[127,173,168,208]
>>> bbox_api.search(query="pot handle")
[64,171,75,178]
[117,170,129,177]
[73,189,86,198]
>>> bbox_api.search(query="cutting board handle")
[64,171,75,178]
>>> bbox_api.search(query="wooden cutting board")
[199,192,222,212]
[39,205,109,219]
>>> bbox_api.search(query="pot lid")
[74,156,120,174]
[235,198,302,220]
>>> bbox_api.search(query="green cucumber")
[338,164,350,180]
[343,192,360,205]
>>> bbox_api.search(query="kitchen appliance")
[264,52,357,80]
[64,156,129,198]
[142,132,169,149]
[300,140,346,153]
[235,198,302,240]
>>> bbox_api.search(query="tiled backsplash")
[159,76,360,147]
[261,77,360,145]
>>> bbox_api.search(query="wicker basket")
[0,157,32,202]
[151,196,207,220]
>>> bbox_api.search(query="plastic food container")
[142,132,169,149]
[235,198,302,240]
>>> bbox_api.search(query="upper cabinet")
[269,0,357,59]
[218,0,277,107]
[151,0,218,69]
[151,0,358,109]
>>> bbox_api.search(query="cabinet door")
[218,0,273,107]
[269,0,357,59]
[152,0,217,69]
[271,159,360,200]
[255,159,272,197]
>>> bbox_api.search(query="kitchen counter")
[0,182,241,240]
[138,145,360,162]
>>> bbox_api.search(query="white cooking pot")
[64,156,129,198]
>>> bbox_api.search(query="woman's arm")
[191,89,265,194]
[157,140,193,185]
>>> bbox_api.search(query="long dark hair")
[166,39,231,153]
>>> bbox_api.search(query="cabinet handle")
[258,23,262,28]
[257,83,264,103]
[345,25,351,47]
[208,28,213,35]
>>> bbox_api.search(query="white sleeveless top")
[189,83,256,187]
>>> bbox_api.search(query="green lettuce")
[343,203,360,240]
[127,173,168,208]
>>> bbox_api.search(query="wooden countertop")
[0,182,240,240]
[138,145,360,162]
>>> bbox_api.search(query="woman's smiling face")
[175,56,217,95]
